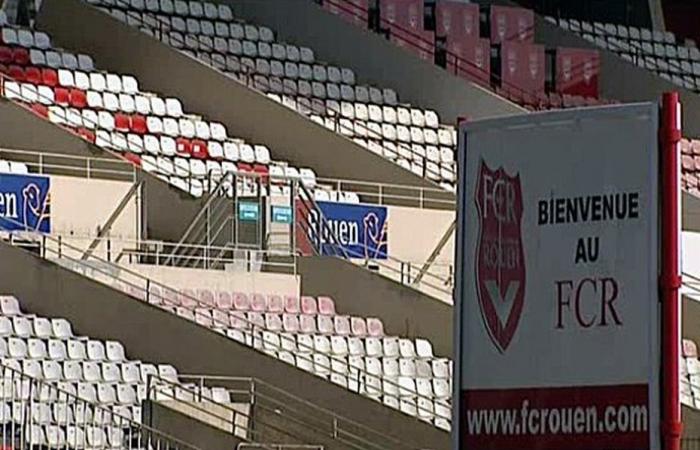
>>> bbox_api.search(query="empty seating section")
[325,0,601,108]
[0,294,236,446]
[0,21,367,203]
[548,16,700,92]
[86,0,458,190]
[118,282,453,430]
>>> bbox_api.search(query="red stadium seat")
[237,162,253,173]
[78,127,96,143]
[0,46,12,64]
[69,89,87,108]
[24,66,41,84]
[131,114,147,134]
[191,139,209,159]
[54,87,69,105]
[31,103,48,119]
[123,152,141,167]
[7,65,24,81]
[114,113,131,131]
[12,47,29,65]
[253,164,269,181]
[176,137,192,156]
[41,68,58,86]
[0,64,8,75]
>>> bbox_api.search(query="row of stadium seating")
[0,20,367,201]
[0,295,241,433]
[546,16,700,92]
[117,281,453,430]
[86,0,460,190]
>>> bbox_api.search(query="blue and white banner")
[312,201,388,259]
[0,173,51,232]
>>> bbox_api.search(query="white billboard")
[455,104,660,450]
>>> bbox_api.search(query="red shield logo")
[475,160,526,353]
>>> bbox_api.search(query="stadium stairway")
[0,239,450,449]
[36,0,455,194]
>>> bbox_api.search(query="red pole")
[661,91,682,450]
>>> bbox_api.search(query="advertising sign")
[455,104,660,450]
[296,200,388,259]
[272,205,293,224]
[0,172,50,232]
[238,202,260,222]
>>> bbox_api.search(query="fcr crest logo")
[475,160,526,353]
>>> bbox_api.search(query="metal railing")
[172,374,431,450]
[1,229,453,432]
[83,0,462,183]
[0,362,204,450]
[0,146,136,182]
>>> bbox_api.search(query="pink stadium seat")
[253,164,269,181]
[318,296,336,316]
[41,68,57,86]
[233,292,250,311]
[351,317,367,336]
[367,318,385,337]
[267,295,284,313]
[301,296,318,315]
[489,5,534,44]
[216,291,232,309]
[284,296,300,313]
[180,289,198,308]
[300,314,316,333]
[251,294,267,312]
[334,316,351,335]
[69,89,87,108]
[197,289,215,306]
[282,314,300,333]
[122,152,141,167]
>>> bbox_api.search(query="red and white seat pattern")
[87,0,458,191]
[118,283,453,431]
[0,22,356,202]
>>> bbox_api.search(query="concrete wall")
[37,0,449,191]
[0,241,449,450]
[50,175,138,239]
[144,401,245,450]
[224,0,525,124]
[299,256,452,357]
[127,263,300,297]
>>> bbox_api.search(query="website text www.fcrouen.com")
[466,401,648,436]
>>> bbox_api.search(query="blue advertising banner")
[271,205,293,224]
[313,201,388,259]
[0,173,50,232]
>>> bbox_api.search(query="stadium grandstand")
[0,0,697,449]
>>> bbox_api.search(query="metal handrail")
[175,374,430,450]
[1,228,453,429]
[0,361,205,450]
[84,0,461,182]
